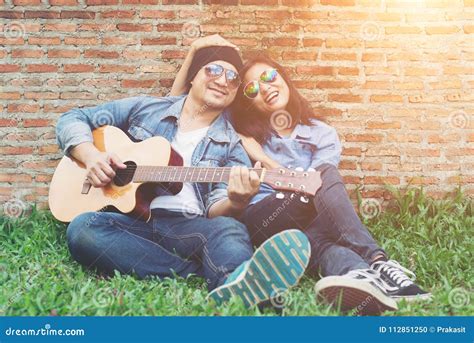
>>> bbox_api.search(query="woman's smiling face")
[243,63,290,115]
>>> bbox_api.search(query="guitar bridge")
[81,180,92,194]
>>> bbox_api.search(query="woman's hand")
[190,34,239,52]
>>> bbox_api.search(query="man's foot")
[208,229,310,308]
[314,269,398,315]
[370,260,431,302]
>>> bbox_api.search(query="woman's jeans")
[239,163,386,277]
[66,209,253,291]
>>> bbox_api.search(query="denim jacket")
[56,95,252,217]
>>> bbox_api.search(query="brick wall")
[1,0,473,215]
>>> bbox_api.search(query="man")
[56,46,311,308]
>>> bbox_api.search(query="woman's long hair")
[231,54,317,144]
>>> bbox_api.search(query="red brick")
[101,10,135,18]
[320,0,354,5]
[86,0,118,4]
[28,37,61,45]
[140,10,175,19]
[13,0,41,4]
[26,64,58,73]
[60,11,96,19]
[141,37,176,45]
[121,79,157,88]
[0,11,24,19]
[25,11,60,19]
[84,50,119,59]
[49,0,77,4]
[0,64,21,72]
[0,147,33,155]
[23,119,51,127]
[11,49,43,58]
[65,37,99,45]
[0,174,32,182]
[48,49,80,58]
[117,24,153,32]
[99,64,136,73]
[328,94,363,103]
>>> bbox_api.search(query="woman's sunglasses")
[243,68,278,99]
[203,64,241,90]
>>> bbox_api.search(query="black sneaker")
[370,260,431,302]
[314,269,398,315]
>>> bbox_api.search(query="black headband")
[186,46,243,88]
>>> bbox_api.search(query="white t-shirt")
[150,125,210,215]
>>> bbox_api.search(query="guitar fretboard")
[132,166,264,183]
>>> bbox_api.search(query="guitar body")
[48,126,183,223]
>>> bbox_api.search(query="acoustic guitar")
[49,126,322,222]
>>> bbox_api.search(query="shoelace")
[372,260,416,288]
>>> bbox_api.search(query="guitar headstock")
[262,168,322,196]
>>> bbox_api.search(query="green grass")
[1,186,473,316]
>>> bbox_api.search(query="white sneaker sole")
[314,275,398,315]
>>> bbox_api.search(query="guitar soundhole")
[114,161,137,186]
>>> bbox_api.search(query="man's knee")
[66,212,101,259]
[208,216,251,242]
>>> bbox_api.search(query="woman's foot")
[208,229,310,308]
[314,269,398,315]
[370,260,432,302]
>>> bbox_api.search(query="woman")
[171,35,431,315]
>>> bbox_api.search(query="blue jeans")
[239,163,386,276]
[66,209,253,290]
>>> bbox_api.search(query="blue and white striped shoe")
[208,229,311,308]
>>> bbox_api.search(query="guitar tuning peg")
[290,193,296,199]
[307,167,316,172]
[286,165,292,169]
[295,167,304,172]
[300,196,309,203]
[276,192,285,200]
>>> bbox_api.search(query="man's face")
[189,60,239,111]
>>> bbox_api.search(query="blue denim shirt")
[251,118,342,204]
[56,95,252,217]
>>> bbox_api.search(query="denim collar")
[162,95,231,143]
[292,123,312,139]
[271,122,312,140]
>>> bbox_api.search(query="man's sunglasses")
[203,64,241,90]
[243,68,278,99]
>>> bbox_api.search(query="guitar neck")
[132,166,264,184]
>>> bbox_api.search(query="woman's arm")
[239,135,282,169]
[170,34,239,96]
